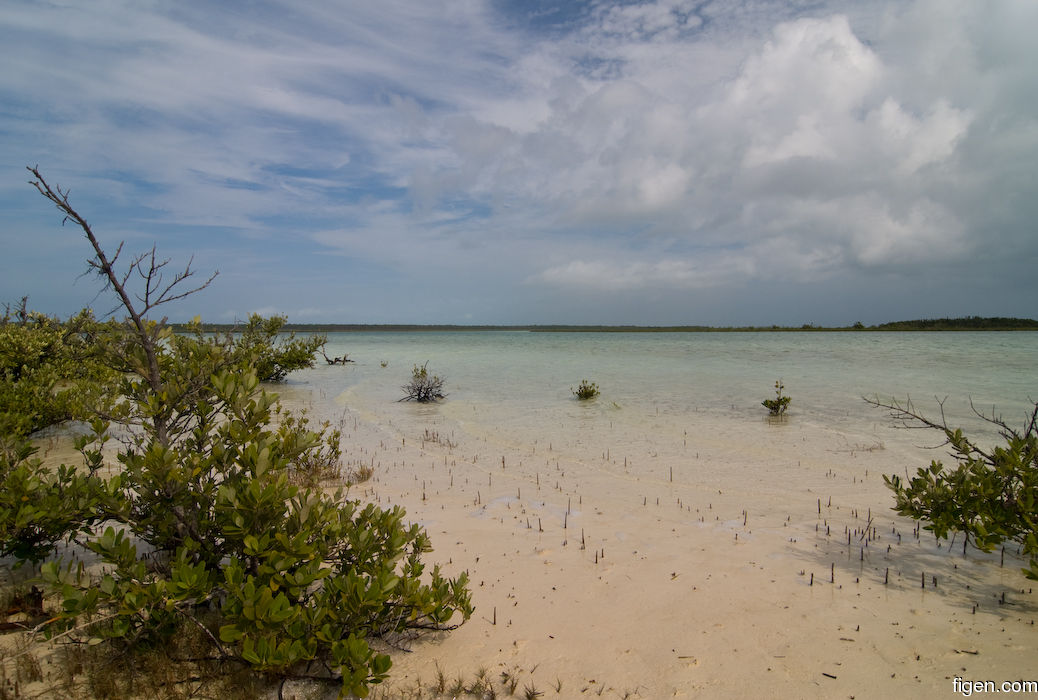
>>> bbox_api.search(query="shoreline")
[282,386,1038,699]
[171,323,1038,334]
[12,383,1036,699]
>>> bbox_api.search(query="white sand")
[15,391,1037,699]
[312,390,1038,699]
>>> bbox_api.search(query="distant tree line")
[870,317,1038,331]
[173,318,1038,333]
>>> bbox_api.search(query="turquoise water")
[284,331,1037,462]
[273,330,1038,696]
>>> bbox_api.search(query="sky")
[1,0,1036,326]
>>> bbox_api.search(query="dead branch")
[863,394,1010,465]
[27,165,217,445]
[319,349,353,365]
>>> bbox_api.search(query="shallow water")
[273,331,1038,697]
[24,330,1032,697]
[285,330,1038,464]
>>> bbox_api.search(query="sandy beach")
[6,0,1038,693]
[10,377,1036,700]
[277,385,1038,699]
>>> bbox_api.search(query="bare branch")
[862,393,991,459]
[28,166,148,337]
[27,166,218,323]
[173,604,231,661]
[28,165,218,445]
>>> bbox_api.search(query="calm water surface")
[283,332,1037,458]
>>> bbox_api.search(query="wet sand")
[304,390,1038,699]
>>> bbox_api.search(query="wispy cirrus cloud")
[2,0,1036,324]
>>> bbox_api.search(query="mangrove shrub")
[5,166,473,697]
[867,395,1038,580]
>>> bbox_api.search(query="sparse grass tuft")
[523,683,543,700]
[349,463,375,484]
[422,429,457,450]
[501,669,520,696]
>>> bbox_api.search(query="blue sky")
[2,0,1036,326]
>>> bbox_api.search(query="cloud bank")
[1,0,1036,325]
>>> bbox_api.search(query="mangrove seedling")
[572,380,600,401]
[763,380,791,416]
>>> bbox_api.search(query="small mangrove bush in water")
[762,380,791,416]
[401,362,446,402]
[572,380,600,401]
